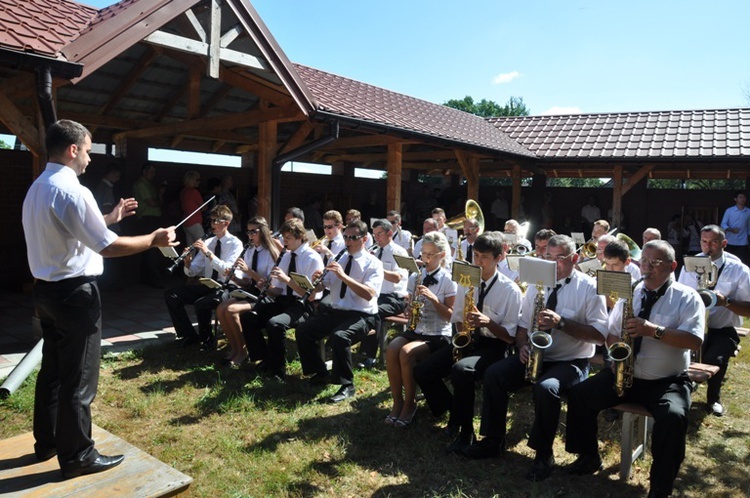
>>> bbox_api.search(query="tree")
[0,139,10,149]
[444,96,530,118]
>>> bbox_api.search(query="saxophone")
[406,270,425,332]
[452,285,475,362]
[525,283,553,383]
[609,277,645,396]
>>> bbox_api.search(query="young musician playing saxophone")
[677,224,750,416]
[564,240,704,498]
[295,220,384,403]
[216,216,280,366]
[164,204,243,350]
[413,232,521,452]
[462,235,607,483]
[383,231,456,427]
[239,218,323,381]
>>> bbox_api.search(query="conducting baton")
[174,195,216,230]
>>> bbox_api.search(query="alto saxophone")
[609,277,644,396]
[406,270,425,332]
[452,285,475,362]
[525,283,553,383]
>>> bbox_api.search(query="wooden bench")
[377,313,409,365]
[613,362,720,480]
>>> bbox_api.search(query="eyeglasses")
[246,229,260,235]
[211,219,228,224]
[323,224,337,230]
[421,251,442,258]
[640,258,664,267]
[343,234,364,241]
[543,252,575,262]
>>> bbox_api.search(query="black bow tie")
[423,272,439,287]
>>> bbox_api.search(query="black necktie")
[476,282,487,312]
[250,248,259,285]
[211,239,222,281]
[633,282,670,355]
[546,284,561,311]
[466,244,473,263]
[377,247,384,260]
[324,239,333,265]
[286,252,297,296]
[339,256,353,298]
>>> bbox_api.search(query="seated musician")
[458,218,481,264]
[462,235,608,483]
[597,234,641,281]
[504,219,532,252]
[677,224,750,416]
[164,204,243,350]
[384,231,456,426]
[295,220,383,403]
[314,210,346,264]
[565,240,704,498]
[216,216,279,366]
[358,218,410,369]
[387,210,413,256]
[271,206,305,250]
[591,219,609,241]
[413,218,439,260]
[413,232,521,452]
[240,218,323,381]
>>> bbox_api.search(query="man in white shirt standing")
[23,120,176,479]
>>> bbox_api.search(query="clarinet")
[223,240,253,288]
[255,248,287,302]
[168,231,212,274]
[303,249,347,300]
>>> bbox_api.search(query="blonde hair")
[183,170,200,187]
[422,231,450,268]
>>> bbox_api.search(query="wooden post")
[511,164,522,219]
[257,120,276,221]
[386,143,402,212]
[612,165,623,229]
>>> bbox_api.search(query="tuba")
[525,283,553,383]
[445,199,485,235]
[452,285,475,362]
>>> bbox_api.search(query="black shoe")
[709,401,725,416]
[647,488,670,498]
[177,335,200,348]
[199,336,216,352]
[460,437,505,459]
[61,454,125,479]
[442,424,460,439]
[446,432,475,454]
[35,447,57,462]
[566,453,602,475]
[329,385,355,403]
[526,455,554,482]
[356,357,378,369]
[308,371,330,386]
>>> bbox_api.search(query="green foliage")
[444,95,530,117]
[0,139,11,150]
[547,178,607,188]
[648,179,745,189]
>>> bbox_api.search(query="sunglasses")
[323,224,337,230]
[211,219,228,224]
[246,229,260,234]
[343,234,364,241]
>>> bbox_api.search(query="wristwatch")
[654,326,666,340]
[558,317,567,330]
[724,297,732,308]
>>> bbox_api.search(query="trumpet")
[452,285,475,362]
[168,231,212,274]
[309,234,328,249]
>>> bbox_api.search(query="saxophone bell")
[609,341,633,398]
[525,330,553,383]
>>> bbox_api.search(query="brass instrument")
[525,283,553,383]
[452,285,475,362]
[510,244,530,255]
[693,259,718,362]
[406,270,425,332]
[578,239,598,259]
[609,276,645,396]
[616,233,642,261]
[309,234,328,249]
[456,235,465,262]
[445,199,485,234]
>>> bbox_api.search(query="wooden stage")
[0,425,192,497]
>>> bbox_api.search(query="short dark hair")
[280,218,306,241]
[701,224,726,240]
[603,240,629,262]
[346,220,368,236]
[473,232,505,258]
[372,219,393,233]
[46,120,91,158]
[386,210,401,223]
[286,207,305,222]
[534,229,556,242]
[141,161,156,174]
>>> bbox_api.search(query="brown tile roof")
[294,63,536,158]
[489,109,750,160]
[0,0,96,59]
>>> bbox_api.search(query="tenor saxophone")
[525,283,552,383]
[406,270,424,332]
[609,276,644,396]
[452,285,475,362]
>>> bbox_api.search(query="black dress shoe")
[526,455,554,482]
[647,488,670,498]
[61,454,125,479]
[308,371,331,386]
[356,357,378,369]
[460,437,505,459]
[328,385,355,403]
[566,453,602,475]
[446,432,475,454]
[177,335,200,348]
[199,337,216,352]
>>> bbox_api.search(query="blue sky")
[76,0,750,116]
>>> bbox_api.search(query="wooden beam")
[277,121,315,156]
[187,66,201,119]
[220,67,291,106]
[157,82,189,122]
[100,48,158,115]
[622,164,655,195]
[199,84,233,117]
[182,9,206,42]
[257,120,276,221]
[235,143,259,154]
[207,0,221,79]
[455,149,479,200]
[220,24,243,48]
[112,104,301,140]
[612,165,623,228]
[386,143,402,212]
[0,88,40,156]
[211,140,226,153]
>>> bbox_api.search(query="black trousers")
[565,368,691,495]
[240,296,307,377]
[413,336,507,434]
[480,354,589,459]
[703,326,739,404]
[295,309,377,386]
[164,284,229,341]
[33,277,102,469]
[360,293,406,358]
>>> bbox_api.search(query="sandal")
[394,407,417,428]
[384,415,398,426]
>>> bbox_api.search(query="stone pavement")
[0,282,181,380]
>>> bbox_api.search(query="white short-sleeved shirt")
[22,163,118,281]
[324,249,383,314]
[609,280,705,380]
[407,267,457,337]
[272,243,324,299]
[451,271,521,339]
[235,244,276,285]
[185,232,244,281]
[375,241,409,297]
[519,270,608,361]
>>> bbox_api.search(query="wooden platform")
[0,425,192,497]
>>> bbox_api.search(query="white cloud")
[540,106,582,116]
[492,71,520,84]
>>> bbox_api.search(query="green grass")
[3,331,750,497]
